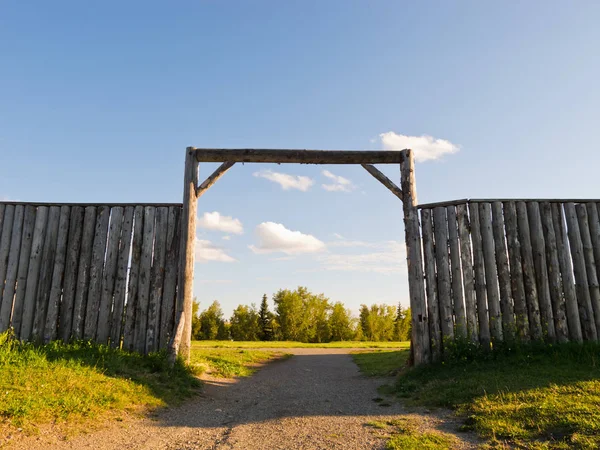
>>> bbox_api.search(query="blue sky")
[1,2,599,317]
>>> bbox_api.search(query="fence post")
[401,149,430,365]
[168,148,198,364]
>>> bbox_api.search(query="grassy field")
[192,340,410,349]
[353,344,600,449]
[352,349,410,377]
[366,417,457,450]
[0,332,284,437]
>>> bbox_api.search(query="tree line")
[191,286,411,342]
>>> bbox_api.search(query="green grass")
[0,332,200,434]
[366,418,456,450]
[394,343,600,449]
[192,340,410,349]
[351,350,410,376]
[189,348,289,378]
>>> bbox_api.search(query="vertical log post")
[400,149,430,365]
[457,204,478,341]
[420,209,441,361]
[169,148,199,363]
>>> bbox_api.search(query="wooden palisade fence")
[417,198,600,361]
[0,202,182,354]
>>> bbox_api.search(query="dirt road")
[15,349,475,449]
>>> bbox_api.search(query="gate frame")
[168,147,430,365]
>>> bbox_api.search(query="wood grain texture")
[540,202,569,343]
[134,206,155,353]
[552,203,582,342]
[576,204,600,337]
[0,205,24,331]
[11,206,36,336]
[433,207,454,344]
[456,204,478,341]
[361,164,403,200]
[160,206,181,350]
[123,206,144,351]
[527,202,556,341]
[146,206,168,353]
[0,205,16,316]
[58,206,84,342]
[447,205,466,338]
[420,209,441,360]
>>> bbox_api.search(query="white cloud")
[195,239,236,263]
[249,222,326,255]
[321,170,355,192]
[222,235,231,240]
[317,240,407,275]
[198,212,243,234]
[379,132,459,162]
[253,170,314,191]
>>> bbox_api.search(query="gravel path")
[13,349,477,449]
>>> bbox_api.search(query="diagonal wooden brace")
[361,164,403,200]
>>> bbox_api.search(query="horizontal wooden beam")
[196,161,235,198]
[192,148,408,164]
[0,201,183,207]
[361,164,403,200]
[417,198,600,209]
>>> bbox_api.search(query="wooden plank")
[527,202,556,341]
[419,199,600,209]
[552,203,582,342]
[420,209,441,360]
[457,204,478,341]
[193,148,408,164]
[110,206,134,348]
[146,207,168,353]
[0,205,24,331]
[42,205,70,342]
[32,206,60,339]
[169,149,199,364]
[122,206,144,351]
[134,206,156,353]
[587,202,600,336]
[0,201,182,208]
[11,206,36,336]
[576,204,600,337]
[433,206,454,343]
[0,204,5,240]
[58,206,84,342]
[196,161,236,198]
[361,164,403,200]
[159,207,181,350]
[399,150,430,365]
[491,202,515,341]
[0,205,15,313]
[479,203,503,342]
[447,205,466,338]
[20,206,49,340]
[503,201,529,341]
[516,201,543,341]
[468,202,491,347]
[564,202,598,341]
[540,202,569,343]
[96,207,124,344]
[71,206,97,339]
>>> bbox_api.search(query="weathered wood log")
[479,203,503,342]
[420,209,441,360]
[399,150,430,365]
[516,201,543,341]
[468,202,490,347]
[43,205,70,342]
[540,202,569,342]
[433,207,454,343]
[196,161,235,198]
[0,205,15,315]
[552,203,582,342]
[447,205,467,338]
[587,202,600,297]
[0,204,5,239]
[456,204,478,341]
[0,205,24,331]
[564,202,597,341]
[134,206,156,353]
[11,206,36,336]
[527,202,556,341]
[504,202,530,341]
[160,207,181,350]
[123,206,144,351]
[361,164,403,200]
[72,206,97,339]
[96,207,124,344]
[32,206,60,340]
[20,206,49,340]
[58,206,84,342]
[83,206,110,340]
[169,149,200,363]
[491,202,515,341]
[110,206,134,348]
[146,207,168,353]
[193,148,408,164]
[576,204,600,336]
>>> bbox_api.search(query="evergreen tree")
[258,294,274,341]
